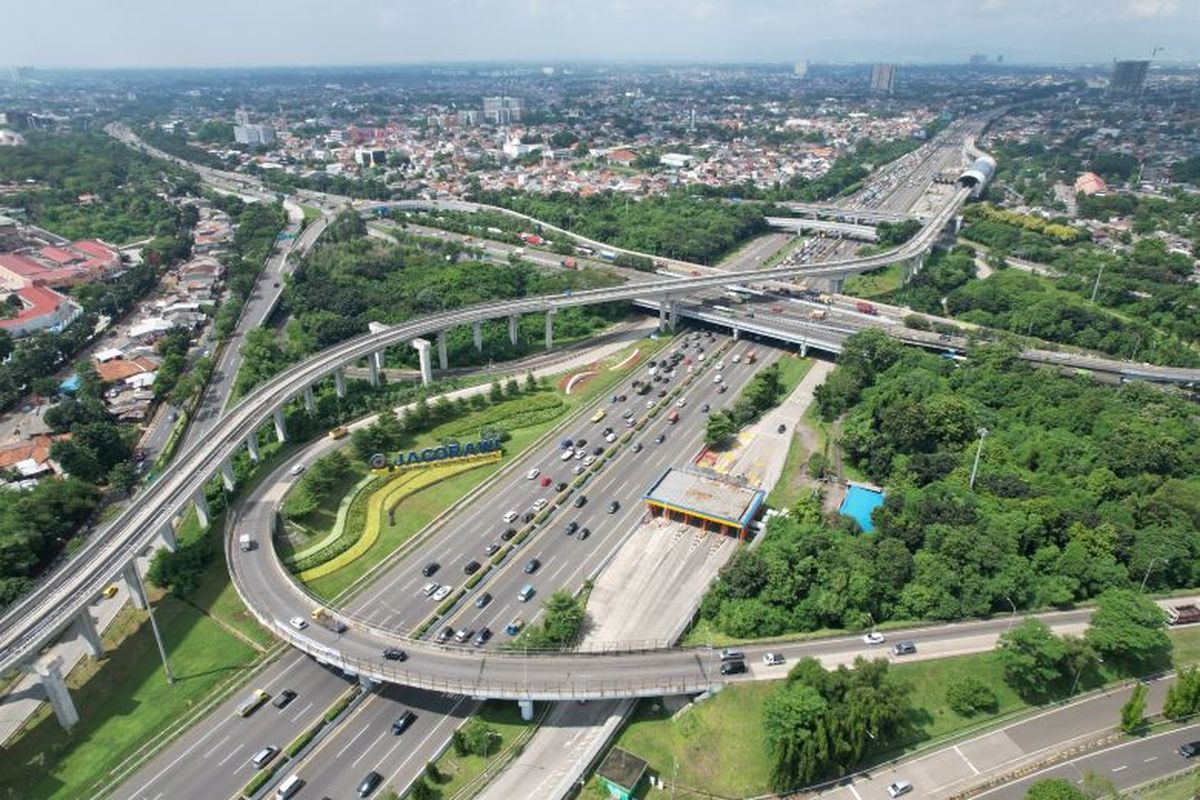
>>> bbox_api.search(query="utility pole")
[1090,262,1106,303]
[969,427,988,490]
[133,558,174,684]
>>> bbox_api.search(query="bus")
[711,305,736,317]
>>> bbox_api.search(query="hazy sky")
[6,0,1197,68]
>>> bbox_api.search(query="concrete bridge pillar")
[473,321,483,352]
[411,338,433,387]
[76,609,104,659]
[437,330,449,372]
[544,309,556,351]
[220,458,236,492]
[658,298,669,331]
[193,488,210,530]
[911,255,924,276]
[334,367,347,399]
[518,699,535,721]
[123,560,148,611]
[160,521,176,552]
[668,301,680,332]
[732,327,740,341]
[800,342,809,358]
[508,314,520,347]
[303,385,316,414]
[367,355,380,386]
[34,658,78,730]
[273,407,288,443]
[829,275,845,294]
[246,433,261,464]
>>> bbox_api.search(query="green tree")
[408,776,434,800]
[1163,666,1200,720]
[489,380,503,402]
[1119,683,1147,733]
[106,461,139,495]
[1085,589,1171,672]
[1024,778,1089,800]
[459,717,500,756]
[945,676,998,716]
[704,411,737,449]
[423,761,441,783]
[996,619,1069,701]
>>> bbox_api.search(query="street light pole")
[969,427,989,490]
[1005,596,1017,630]
[1140,557,1167,593]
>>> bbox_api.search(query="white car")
[762,652,785,666]
[560,449,574,461]
[526,468,540,480]
[887,780,913,798]
[732,355,741,364]
[575,449,586,460]
[532,498,548,511]
[715,362,725,370]
[503,510,518,523]
[572,464,585,475]
[863,631,886,645]
[288,616,308,631]
[289,464,306,477]
[432,585,453,602]
[583,455,597,466]
[604,432,617,443]
[422,582,439,597]
[675,398,687,408]
[713,374,723,384]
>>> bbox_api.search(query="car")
[522,511,536,523]
[392,710,416,734]
[556,481,568,492]
[578,527,591,541]
[464,560,481,575]
[632,442,643,453]
[602,427,613,435]
[565,520,580,535]
[503,511,518,523]
[575,438,588,447]
[700,403,710,413]
[272,689,298,709]
[593,446,605,455]
[573,464,585,474]
[454,628,475,643]
[560,449,574,461]
[421,562,439,577]
[501,527,517,541]
[475,592,493,609]
[625,418,637,427]
[432,585,453,602]
[540,475,552,487]
[524,558,541,574]
[863,632,886,645]
[289,464,306,477]
[560,438,575,449]
[718,385,728,394]
[484,542,500,556]
[654,434,665,444]
[713,374,723,384]
[646,399,655,408]
[719,648,745,661]
[526,468,540,480]
[422,582,439,597]
[675,398,688,408]
[891,641,917,656]
[574,495,587,508]
[719,660,746,676]
[607,500,620,514]
[357,770,384,797]
[574,449,586,460]
[657,389,667,397]
[288,616,308,631]
[518,584,536,602]
[1179,740,1200,757]
[777,424,786,434]
[435,626,455,643]
[505,618,525,635]
[887,780,913,798]
[532,498,548,511]
[236,689,271,718]
[474,627,493,646]
[762,653,785,666]
[604,432,617,443]
[250,745,279,768]
[622,409,634,419]
[102,584,120,599]
[583,455,597,466]
[382,645,408,660]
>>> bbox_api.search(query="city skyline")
[4,0,1198,69]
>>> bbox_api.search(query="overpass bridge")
[764,216,879,241]
[779,202,914,223]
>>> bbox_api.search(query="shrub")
[945,676,998,716]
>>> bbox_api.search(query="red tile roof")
[0,433,69,470]
[0,284,70,331]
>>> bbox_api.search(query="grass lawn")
[414,702,534,799]
[1138,768,1200,800]
[844,263,904,297]
[889,651,1026,745]
[767,430,811,509]
[300,205,322,225]
[773,355,813,395]
[0,595,258,800]
[1170,626,1200,666]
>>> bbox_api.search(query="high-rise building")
[869,64,897,94]
[1109,60,1150,95]
[482,96,523,125]
[793,59,809,78]
[234,123,276,146]
[969,54,988,65]
[234,108,251,126]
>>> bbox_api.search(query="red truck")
[666,410,680,424]
[521,233,544,246]
[561,257,577,269]
[1168,604,1200,626]
[745,349,758,364]
[855,301,878,315]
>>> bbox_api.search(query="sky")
[5,0,1198,69]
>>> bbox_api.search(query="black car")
[654,434,665,444]
[719,660,747,676]
[421,562,439,577]
[435,626,455,643]
[574,495,587,508]
[484,542,500,556]
[501,527,517,541]
[474,627,493,647]
[357,770,383,797]
[565,520,579,535]
[593,446,604,455]
[632,442,643,453]
[578,527,591,541]
[701,403,710,413]
[272,689,297,709]
[522,511,535,523]
[382,648,408,661]
[524,558,541,574]
[1180,740,1200,757]
[392,709,416,734]
[777,424,786,434]
[891,641,917,656]
[464,560,481,575]
[602,427,613,435]
[658,389,667,397]
[607,500,620,514]
[617,395,626,403]
[576,438,588,447]
[475,592,493,609]
[556,481,568,492]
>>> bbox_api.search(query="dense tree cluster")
[211,195,287,341]
[764,657,911,790]
[704,363,786,448]
[0,477,100,607]
[699,332,1200,639]
[510,590,587,649]
[470,189,770,264]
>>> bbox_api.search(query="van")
[250,745,278,768]
[275,775,304,799]
[239,533,255,552]
[518,584,535,602]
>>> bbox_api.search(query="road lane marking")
[1145,756,1158,762]
[955,744,980,775]
[202,734,231,759]
[380,696,472,787]
[352,729,389,768]
[334,723,373,760]
[216,743,244,767]
[1112,765,1126,772]
[847,784,864,800]
[290,701,315,723]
